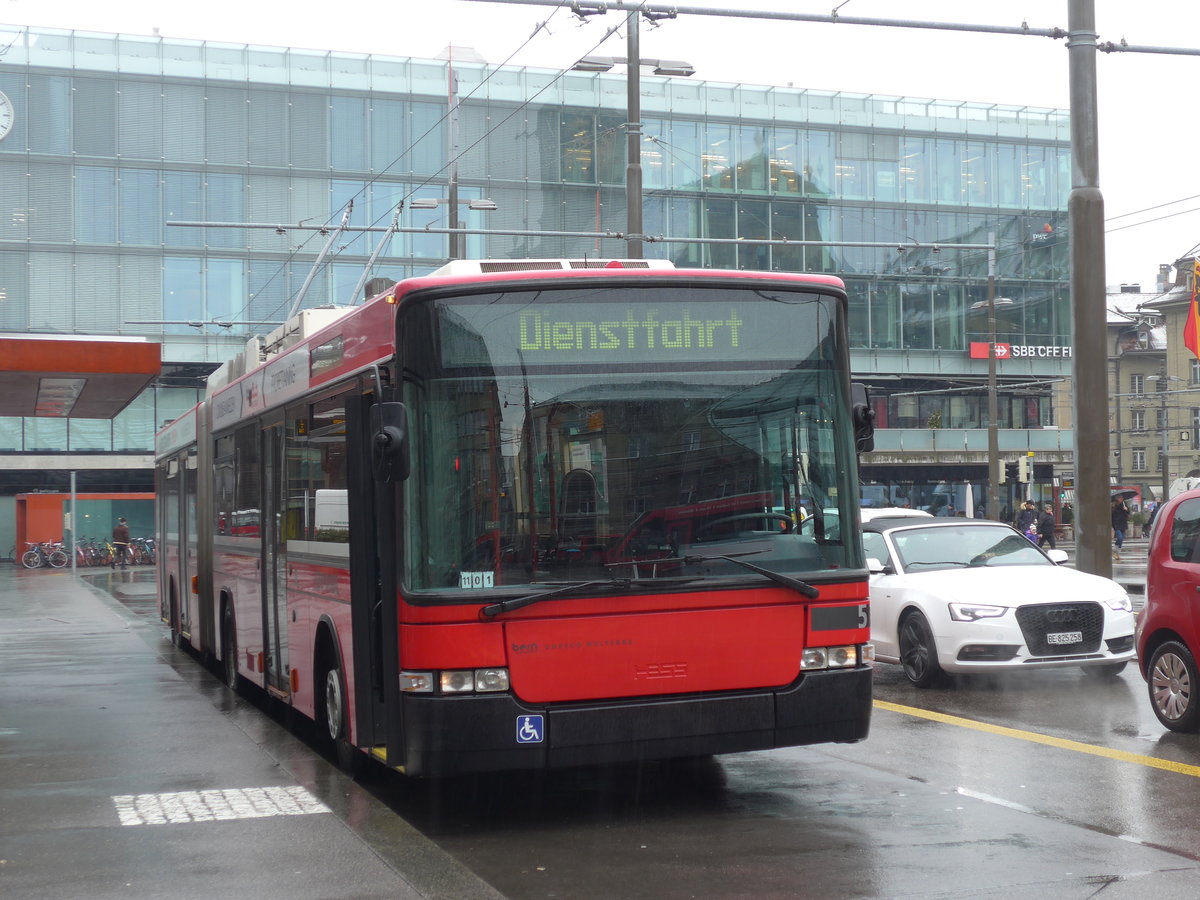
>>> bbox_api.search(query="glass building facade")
[0,25,1074,513]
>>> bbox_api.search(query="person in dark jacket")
[1147,502,1160,539]
[1111,498,1130,551]
[1036,502,1057,550]
[112,516,130,569]
[1015,501,1037,535]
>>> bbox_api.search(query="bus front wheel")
[319,656,358,774]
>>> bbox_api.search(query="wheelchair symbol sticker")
[516,715,544,744]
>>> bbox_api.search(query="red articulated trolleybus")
[155,259,877,777]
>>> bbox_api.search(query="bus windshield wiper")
[480,576,703,618]
[481,580,625,618]
[683,552,820,598]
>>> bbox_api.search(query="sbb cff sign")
[969,342,1073,360]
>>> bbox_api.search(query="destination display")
[440,290,836,368]
[518,308,745,353]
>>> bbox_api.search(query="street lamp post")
[408,197,498,260]
[1147,369,1183,504]
[1162,387,1170,503]
[573,30,694,259]
[986,234,1001,521]
[624,9,642,259]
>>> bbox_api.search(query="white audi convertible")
[864,516,1135,687]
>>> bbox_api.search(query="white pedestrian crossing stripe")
[112,786,331,826]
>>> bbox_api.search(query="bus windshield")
[400,283,860,594]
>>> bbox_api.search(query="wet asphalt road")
[14,551,1200,899]
[379,545,1194,899]
[395,663,1200,899]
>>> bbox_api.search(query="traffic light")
[1017,455,1032,483]
[1004,460,1019,483]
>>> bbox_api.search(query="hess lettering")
[634,662,688,680]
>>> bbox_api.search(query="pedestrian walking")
[112,516,130,569]
[1111,497,1130,556]
[1147,502,1161,539]
[1036,502,1057,550]
[1015,501,1037,539]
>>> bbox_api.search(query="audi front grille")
[1014,602,1105,656]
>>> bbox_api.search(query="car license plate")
[1047,631,1082,645]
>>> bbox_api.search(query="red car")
[1138,488,1200,731]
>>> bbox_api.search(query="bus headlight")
[400,671,435,693]
[474,668,510,692]
[826,645,858,668]
[801,645,861,670]
[801,648,828,670]
[440,670,476,693]
[403,668,511,694]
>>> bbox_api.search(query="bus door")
[180,448,198,641]
[346,392,396,758]
[160,455,182,630]
[262,419,290,696]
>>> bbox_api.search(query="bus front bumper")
[395,666,871,778]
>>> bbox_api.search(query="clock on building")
[0,90,13,141]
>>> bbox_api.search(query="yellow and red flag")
[1186,259,1200,359]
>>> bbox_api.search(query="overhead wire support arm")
[348,206,401,305]
[286,202,352,319]
[464,0,1069,41]
[169,219,627,242]
[1098,39,1200,56]
[169,220,994,252]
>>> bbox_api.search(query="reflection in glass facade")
[0,25,1072,492]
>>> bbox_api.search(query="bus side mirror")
[851,383,875,454]
[370,401,410,482]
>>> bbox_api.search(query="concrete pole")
[1161,374,1170,505]
[70,470,77,576]
[448,62,463,260]
[1067,0,1111,577]
[625,10,643,258]
[986,235,1001,521]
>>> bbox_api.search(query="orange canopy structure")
[0,335,161,418]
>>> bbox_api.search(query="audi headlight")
[948,602,1007,622]
[1105,595,1133,613]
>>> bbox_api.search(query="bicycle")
[21,541,68,569]
[129,536,156,565]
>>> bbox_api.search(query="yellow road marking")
[874,698,1200,778]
